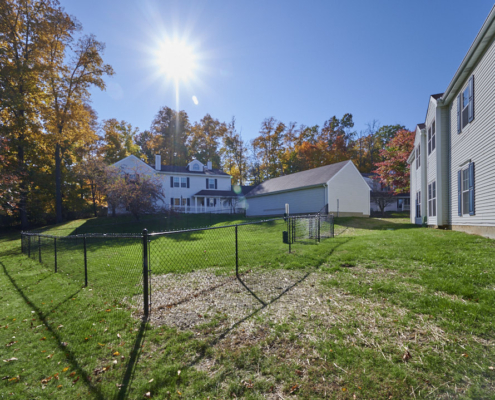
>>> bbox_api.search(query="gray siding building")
[408,6,495,238]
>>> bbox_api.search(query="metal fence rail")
[20,213,336,321]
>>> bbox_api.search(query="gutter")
[246,183,327,199]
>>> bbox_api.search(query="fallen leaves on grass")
[41,376,52,384]
[5,341,17,347]
[46,354,53,359]
[113,351,120,356]
[72,376,79,384]
[402,350,412,362]
[295,369,304,377]
[289,384,299,394]
[8,376,19,383]
[69,372,76,377]
[144,392,151,398]
[3,358,18,363]
[62,367,69,372]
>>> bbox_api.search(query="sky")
[62,0,495,142]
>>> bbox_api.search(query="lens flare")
[156,39,196,82]
[192,95,199,105]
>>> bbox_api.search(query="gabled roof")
[431,93,444,100]
[246,160,351,198]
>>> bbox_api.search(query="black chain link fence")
[20,213,337,328]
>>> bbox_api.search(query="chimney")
[155,154,161,171]
[207,161,212,170]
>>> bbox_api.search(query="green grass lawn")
[2,216,495,399]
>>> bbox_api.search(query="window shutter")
[207,198,210,207]
[468,75,474,122]
[187,177,190,188]
[215,179,218,189]
[170,177,173,187]
[457,170,462,216]
[457,94,461,133]
[469,162,475,215]
[171,197,174,206]
[187,198,190,206]
[206,178,209,189]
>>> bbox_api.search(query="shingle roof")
[417,123,425,129]
[158,165,229,176]
[194,190,238,197]
[246,160,351,198]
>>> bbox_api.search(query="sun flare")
[156,39,196,82]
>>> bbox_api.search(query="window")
[192,164,200,171]
[173,177,179,187]
[457,75,474,133]
[174,198,180,206]
[181,198,187,206]
[428,181,436,217]
[416,145,421,169]
[416,191,421,218]
[458,163,475,216]
[181,177,187,188]
[428,120,436,155]
[207,178,216,189]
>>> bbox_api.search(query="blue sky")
[63,0,494,141]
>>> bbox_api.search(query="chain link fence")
[21,213,337,327]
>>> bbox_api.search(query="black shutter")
[468,75,474,122]
[206,178,208,189]
[171,197,174,206]
[215,179,217,189]
[187,177,190,188]
[469,162,475,215]
[207,198,210,207]
[457,94,462,133]
[170,176,173,187]
[187,198,190,206]
[458,170,462,216]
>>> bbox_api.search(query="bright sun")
[156,39,196,82]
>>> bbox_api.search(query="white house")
[408,5,495,238]
[245,160,370,217]
[362,173,410,213]
[112,155,248,214]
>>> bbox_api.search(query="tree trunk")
[18,142,29,229]
[91,182,97,217]
[55,143,63,223]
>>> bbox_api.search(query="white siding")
[327,162,370,216]
[246,161,370,217]
[246,186,326,216]
[425,99,438,225]
[449,36,495,227]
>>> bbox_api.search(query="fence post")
[83,236,88,287]
[38,235,42,263]
[28,235,31,258]
[142,229,149,319]
[235,225,239,277]
[54,238,58,273]
[318,215,321,243]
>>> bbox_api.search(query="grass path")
[1,217,495,398]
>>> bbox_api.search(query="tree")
[221,117,248,185]
[190,114,227,168]
[251,117,285,180]
[374,129,415,194]
[100,119,141,164]
[371,190,397,215]
[150,106,190,166]
[0,0,73,227]
[43,32,113,223]
[74,156,106,217]
[0,137,21,214]
[104,168,165,220]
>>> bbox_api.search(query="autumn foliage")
[373,129,416,194]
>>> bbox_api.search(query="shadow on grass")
[144,236,352,397]
[335,217,419,231]
[1,256,148,400]
[1,260,107,400]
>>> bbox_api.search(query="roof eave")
[246,183,327,198]
[441,5,495,105]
